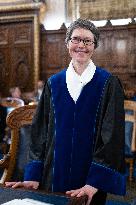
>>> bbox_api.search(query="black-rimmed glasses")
[70,37,95,46]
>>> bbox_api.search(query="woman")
[5,18,126,205]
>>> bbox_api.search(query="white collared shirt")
[66,60,96,103]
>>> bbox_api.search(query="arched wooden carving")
[0,104,37,183]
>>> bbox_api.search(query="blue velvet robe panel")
[50,67,110,192]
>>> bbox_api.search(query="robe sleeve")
[24,81,51,182]
[86,76,126,195]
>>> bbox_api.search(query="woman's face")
[67,28,95,65]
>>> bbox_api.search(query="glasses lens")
[70,37,94,45]
[84,39,94,45]
[71,37,79,44]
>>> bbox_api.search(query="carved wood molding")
[6,104,37,128]
[0,105,37,183]
[0,2,41,12]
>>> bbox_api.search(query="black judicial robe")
[24,67,126,200]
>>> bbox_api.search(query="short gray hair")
[65,18,100,49]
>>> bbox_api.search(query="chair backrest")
[1,97,24,108]
[124,100,136,154]
[0,104,37,183]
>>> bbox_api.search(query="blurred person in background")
[35,80,44,101]
[9,87,22,99]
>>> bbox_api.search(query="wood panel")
[0,2,40,97]
[40,25,70,80]
[40,22,136,92]
[93,23,136,91]
[0,21,34,96]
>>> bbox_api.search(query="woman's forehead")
[71,28,94,38]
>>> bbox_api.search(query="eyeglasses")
[70,37,95,46]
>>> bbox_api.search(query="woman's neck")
[72,61,90,76]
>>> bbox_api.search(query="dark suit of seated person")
[0,104,7,155]
[11,125,32,181]
[125,90,136,158]
[0,104,7,177]
[0,105,7,141]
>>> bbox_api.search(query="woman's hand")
[66,185,98,205]
[5,181,39,189]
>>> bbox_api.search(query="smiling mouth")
[75,50,88,53]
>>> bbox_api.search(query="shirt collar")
[67,60,96,86]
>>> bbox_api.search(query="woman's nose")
[78,40,85,47]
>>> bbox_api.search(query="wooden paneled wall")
[0,2,40,97]
[40,24,70,80]
[0,20,135,96]
[93,23,136,91]
[0,21,34,95]
[40,22,136,92]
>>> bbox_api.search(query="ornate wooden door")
[0,2,40,97]
[0,21,34,96]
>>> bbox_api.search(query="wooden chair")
[0,97,25,155]
[1,97,24,108]
[0,104,36,184]
[124,100,136,181]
